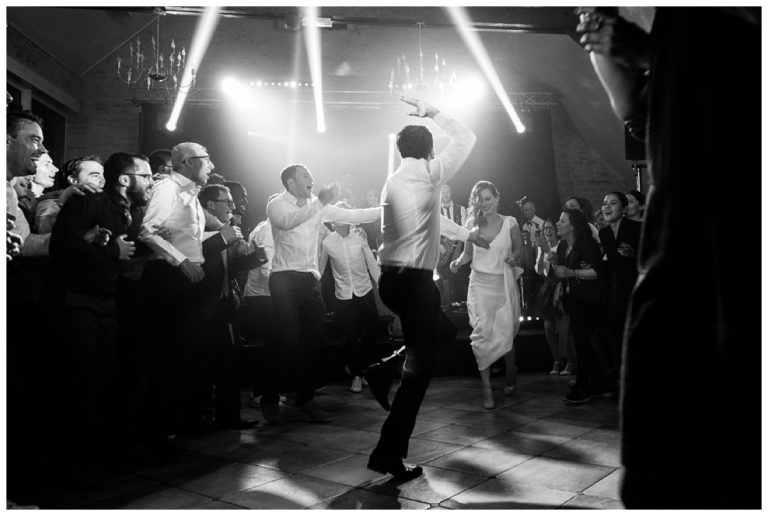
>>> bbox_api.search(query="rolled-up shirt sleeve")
[139,183,187,266]
[428,113,477,186]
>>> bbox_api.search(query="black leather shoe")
[367,454,423,481]
[218,418,259,429]
[363,362,392,411]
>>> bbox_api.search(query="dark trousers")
[208,301,242,422]
[141,260,208,434]
[336,290,379,376]
[373,267,440,459]
[265,271,326,405]
[242,295,277,396]
[569,306,605,393]
[62,292,119,465]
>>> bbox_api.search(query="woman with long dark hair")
[553,208,607,403]
[450,180,523,409]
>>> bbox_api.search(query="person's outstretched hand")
[401,96,439,118]
[576,9,652,70]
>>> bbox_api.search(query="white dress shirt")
[7,180,49,257]
[319,230,380,300]
[244,219,274,297]
[522,215,544,246]
[378,112,477,270]
[440,201,467,227]
[140,171,213,265]
[267,191,379,279]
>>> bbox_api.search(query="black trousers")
[62,292,119,465]
[265,271,326,405]
[568,304,605,394]
[373,267,440,459]
[141,260,209,434]
[335,290,379,376]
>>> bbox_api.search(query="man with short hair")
[520,200,545,311]
[139,142,242,435]
[366,96,479,481]
[264,164,380,424]
[319,214,382,394]
[437,183,468,306]
[49,152,149,482]
[148,148,173,181]
[198,183,264,429]
[35,155,104,234]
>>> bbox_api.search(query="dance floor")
[47,372,623,509]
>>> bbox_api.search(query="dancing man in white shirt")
[319,215,381,394]
[264,164,379,424]
[365,96,480,481]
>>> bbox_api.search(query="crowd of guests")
[7,7,759,508]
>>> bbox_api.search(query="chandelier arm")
[80,14,160,78]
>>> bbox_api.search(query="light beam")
[303,6,326,134]
[166,6,221,131]
[445,6,525,133]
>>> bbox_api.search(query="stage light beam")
[303,6,326,134]
[445,6,525,133]
[166,6,221,132]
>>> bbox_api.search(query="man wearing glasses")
[148,148,173,182]
[49,152,149,483]
[139,142,242,437]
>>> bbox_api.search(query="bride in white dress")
[450,181,523,409]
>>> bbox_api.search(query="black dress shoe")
[218,418,259,429]
[363,362,392,411]
[367,454,423,481]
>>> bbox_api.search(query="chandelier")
[116,9,195,94]
[388,22,457,97]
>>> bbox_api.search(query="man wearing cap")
[139,142,242,436]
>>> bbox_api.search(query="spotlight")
[388,133,396,141]
[455,76,486,102]
[304,6,326,138]
[256,80,263,87]
[519,316,524,322]
[289,81,297,88]
[166,6,220,135]
[221,77,240,95]
[527,316,532,321]
[165,121,177,132]
[317,122,326,134]
[445,6,525,133]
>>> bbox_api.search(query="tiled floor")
[45,373,624,509]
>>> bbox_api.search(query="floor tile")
[302,454,388,486]
[575,427,622,447]
[513,417,601,438]
[498,456,615,493]
[542,437,622,467]
[453,408,538,431]
[328,409,389,429]
[419,407,482,423]
[561,494,625,509]
[137,451,231,484]
[242,444,353,473]
[441,477,576,509]
[425,446,532,476]
[366,465,486,505]
[111,486,214,509]
[473,430,570,456]
[415,424,506,446]
[582,468,623,500]
[175,461,287,498]
[221,474,353,509]
[313,488,431,509]
[197,435,302,461]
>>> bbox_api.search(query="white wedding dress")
[466,215,523,370]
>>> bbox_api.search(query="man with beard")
[49,152,150,484]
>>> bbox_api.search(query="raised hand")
[83,224,112,246]
[400,96,439,118]
[576,9,651,69]
[115,234,135,260]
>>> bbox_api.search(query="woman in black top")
[553,208,606,404]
